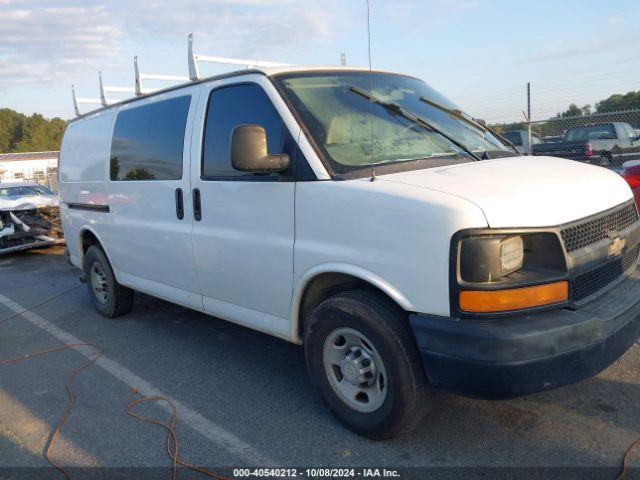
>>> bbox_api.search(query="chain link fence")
[468,72,640,172]
[491,109,640,169]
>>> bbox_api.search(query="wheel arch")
[78,227,121,281]
[291,264,415,344]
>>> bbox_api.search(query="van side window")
[110,96,191,181]
[202,84,284,179]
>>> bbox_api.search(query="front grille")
[561,203,639,253]
[571,245,639,302]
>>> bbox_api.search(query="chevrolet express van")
[59,67,640,439]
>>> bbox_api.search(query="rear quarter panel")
[59,110,115,267]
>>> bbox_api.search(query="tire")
[603,152,621,167]
[83,245,134,318]
[304,289,430,439]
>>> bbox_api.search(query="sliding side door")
[105,90,202,309]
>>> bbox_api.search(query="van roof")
[255,65,380,76]
[69,66,413,123]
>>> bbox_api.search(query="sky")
[0,0,638,123]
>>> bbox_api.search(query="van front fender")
[290,263,416,344]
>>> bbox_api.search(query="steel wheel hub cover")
[323,327,388,413]
[90,262,109,305]
[340,346,377,386]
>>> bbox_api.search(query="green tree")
[557,104,583,118]
[595,91,640,113]
[0,109,15,152]
[124,168,155,180]
[0,108,67,153]
[110,157,120,180]
[0,108,27,152]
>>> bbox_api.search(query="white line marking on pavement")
[0,293,274,466]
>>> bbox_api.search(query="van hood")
[379,156,634,228]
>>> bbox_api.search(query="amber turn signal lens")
[459,281,569,313]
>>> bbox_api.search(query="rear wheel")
[304,289,430,439]
[83,245,134,318]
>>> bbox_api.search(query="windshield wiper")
[349,86,481,161]
[476,149,521,160]
[419,96,520,154]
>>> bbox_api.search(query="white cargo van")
[60,66,640,439]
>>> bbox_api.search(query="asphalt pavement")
[0,246,639,479]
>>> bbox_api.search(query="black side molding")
[65,203,110,213]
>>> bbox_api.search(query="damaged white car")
[0,182,64,254]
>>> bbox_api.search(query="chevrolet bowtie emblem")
[608,236,626,258]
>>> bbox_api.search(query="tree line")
[0,108,66,153]
[557,90,640,118]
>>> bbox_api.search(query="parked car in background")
[532,122,640,165]
[543,135,564,143]
[0,183,58,209]
[0,182,64,254]
[502,130,542,154]
[622,161,640,210]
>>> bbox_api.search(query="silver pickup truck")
[533,122,640,165]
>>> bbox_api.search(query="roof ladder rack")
[71,85,101,116]
[99,71,136,106]
[187,33,291,81]
[134,56,190,97]
[71,33,294,116]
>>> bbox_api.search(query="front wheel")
[304,290,431,439]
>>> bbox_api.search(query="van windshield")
[274,72,514,175]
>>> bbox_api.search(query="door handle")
[175,188,184,220]
[193,188,202,221]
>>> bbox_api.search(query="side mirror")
[231,125,289,174]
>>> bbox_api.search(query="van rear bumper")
[409,266,640,399]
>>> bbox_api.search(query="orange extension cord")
[0,342,102,480]
[618,437,640,480]
[126,396,230,480]
[0,286,228,480]
[0,286,637,479]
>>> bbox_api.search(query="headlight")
[454,230,568,315]
[500,236,524,275]
[459,235,524,283]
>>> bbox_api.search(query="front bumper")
[0,206,64,255]
[410,265,640,399]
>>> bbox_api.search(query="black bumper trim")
[410,266,640,399]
